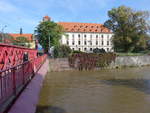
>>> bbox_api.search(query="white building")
[58,22,113,52]
[43,16,113,52]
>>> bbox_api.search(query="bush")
[54,45,72,58]
[68,53,116,70]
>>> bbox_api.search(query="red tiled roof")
[9,33,33,41]
[58,22,111,33]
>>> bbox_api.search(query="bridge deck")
[8,59,49,113]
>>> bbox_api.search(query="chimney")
[20,28,23,35]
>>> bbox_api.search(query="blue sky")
[0,0,150,33]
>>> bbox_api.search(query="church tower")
[43,16,51,22]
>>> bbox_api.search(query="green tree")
[36,21,64,53]
[104,6,150,52]
[53,45,72,58]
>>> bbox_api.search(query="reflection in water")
[36,67,150,113]
[101,79,150,94]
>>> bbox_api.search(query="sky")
[0,0,150,33]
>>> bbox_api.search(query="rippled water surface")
[36,67,150,113]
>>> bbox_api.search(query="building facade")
[42,16,113,52]
[58,22,113,52]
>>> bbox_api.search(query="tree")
[53,45,72,58]
[0,33,13,43]
[104,6,150,52]
[36,21,64,53]
[11,36,30,47]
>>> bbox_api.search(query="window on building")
[90,48,92,51]
[102,41,104,46]
[96,41,98,45]
[72,48,74,51]
[107,35,109,38]
[84,48,87,51]
[107,41,109,46]
[90,35,92,38]
[90,41,92,45]
[107,48,109,51]
[78,34,80,38]
[67,40,69,45]
[79,48,81,51]
[84,41,87,45]
[78,41,81,45]
[96,35,98,38]
[84,35,86,38]
[72,34,74,38]
[101,35,104,38]
[72,41,75,45]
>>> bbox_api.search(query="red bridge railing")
[0,43,37,70]
[0,54,47,112]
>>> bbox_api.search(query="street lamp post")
[1,25,7,43]
[48,34,51,55]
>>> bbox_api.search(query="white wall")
[61,32,113,52]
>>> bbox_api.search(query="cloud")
[0,1,17,12]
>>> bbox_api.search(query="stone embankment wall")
[110,55,150,68]
[49,55,150,71]
[49,58,73,71]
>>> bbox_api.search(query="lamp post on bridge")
[48,33,51,56]
[1,25,7,43]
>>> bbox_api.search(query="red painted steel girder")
[0,43,37,70]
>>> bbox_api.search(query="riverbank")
[49,55,150,71]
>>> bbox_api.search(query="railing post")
[22,63,25,84]
[32,61,35,77]
[12,68,16,95]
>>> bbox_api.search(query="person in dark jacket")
[23,52,29,62]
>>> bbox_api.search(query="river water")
[36,67,150,113]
